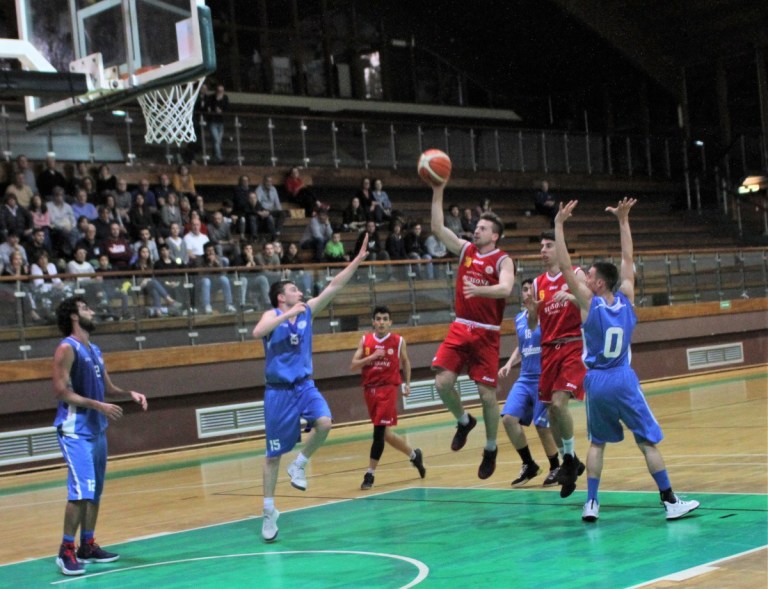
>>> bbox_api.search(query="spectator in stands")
[356,177,372,211]
[133,227,159,264]
[95,164,117,195]
[155,190,181,236]
[37,154,67,199]
[1,194,33,242]
[132,245,181,317]
[154,173,173,201]
[71,215,92,250]
[284,166,304,198]
[220,199,236,227]
[14,154,38,195]
[70,162,94,193]
[209,84,229,163]
[534,180,558,225]
[208,210,237,261]
[2,249,40,322]
[445,204,465,237]
[114,178,132,222]
[475,197,493,219]
[128,192,154,241]
[30,250,71,319]
[173,165,196,198]
[4,171,34,209]
[81,176,99,206]
[154,242,186,304]
[355,220,392,279]
[234,241,269,309]
[102,221,133,270]
[183,217,208,265]
[48,187,76,257]
[187,209,208,236]
[461,207,478,236]
[233,174,252,220]
[132,178,157,210]
[342,196,367,232]
[284,166,319,216]
[103,193,128,235]
[75,224,102,265]
[197,242,236,314]
[25,227,57,270]
[300,207,333,262]
[281,241,314,298]
[166,223,189,265]
[0,230,28,269]
[256,175,285,238]
[424,232,448,261]
[369,178,393,225]
[71,188,98,222]
[242,190,275,242]
[179,195,193,229]
[404,222,434,280]
[94,206,115,243]
[192,194,210,224]
[66,246,102,311]
[28,194,52,247]
[255,242,283,282]
[385,221,408,262]
[324,231,349,263]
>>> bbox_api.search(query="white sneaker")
[582,499,600,522]
[204,305,213,314]
[262,508,280,542]
[225,305,237,313]
[287,462,307,491]
[664,497,700,520]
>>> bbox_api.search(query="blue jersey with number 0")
[582,291,636,370]
[263,306,313,385]
[515,310,541,377]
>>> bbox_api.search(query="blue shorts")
[501,374,549,428]
[584,366,664,445]
[264,379,331,457]
[57,430,107,503]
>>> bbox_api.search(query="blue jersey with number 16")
[582,291,636,370]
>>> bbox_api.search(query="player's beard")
[80,316,96,334]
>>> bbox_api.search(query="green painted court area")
[4,488,766,588]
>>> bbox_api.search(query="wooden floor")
[1,366,766,588]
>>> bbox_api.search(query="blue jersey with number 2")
[582,291,636,370]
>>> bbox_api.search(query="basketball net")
[137,78,205,145]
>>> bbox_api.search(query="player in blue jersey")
[498,278,560,487]
[252,233,369,542]
[553,198,699,522]
[52,296,148,576]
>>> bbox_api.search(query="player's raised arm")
[430,183,465,256]
[309,233,369,316]
[553,201,593,319]
[606,197,637,304]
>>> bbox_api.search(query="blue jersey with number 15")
[582,291,636,370]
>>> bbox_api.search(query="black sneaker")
[478,448,498,480]
[543,467,560,487]
[511,462,542,487]
[360,472,374,490]
[451,414,477,451]
[410,448,426,478]
[56,543,84,576]
[76,540,119,564]
[558,454,584,498]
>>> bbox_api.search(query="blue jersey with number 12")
[582,291,636,370]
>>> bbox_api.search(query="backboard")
[14,0,215,127]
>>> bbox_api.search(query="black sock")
[547,452,560,470]
[516,445,534,465]
[660,487,676,503]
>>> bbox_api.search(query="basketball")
[418,149,452,186]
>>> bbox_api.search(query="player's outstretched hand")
[354,233,370,262]
[606,197,637,220]
[555,200,578,225]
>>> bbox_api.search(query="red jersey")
[534,268,583,343]
[361,332,403,388]
[454,243,509,327]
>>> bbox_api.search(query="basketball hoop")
[137,77,204,145]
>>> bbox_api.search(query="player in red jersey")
[529,230,587,498]
[430,183,516,480]
[350,305,425,490]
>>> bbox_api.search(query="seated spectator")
[14,154,38,196]
[160,191,183,235]
[445,204,465,237]
[2,249,40,322]
[241,190,275,242]
[94,206,116,243]
[37,154,67,199]
[219,199,236,227]
[114,178,132,222]
[461,207,478,237]
[232,174,253,225]
[154,242,186,305]
[166,222,189,265]
[71,188,98,222]
[192,194,209,224]
[424,233,448,260]
[102,221,133,270]
[95,164,117,195]
[475,197,493,218]
[30,250,72,318]
[369,178,393,225]
[128,192,153,240]
[154,173,173,201]
[207,210,237,261]
[94,253,132,318]
[404,223,434,280]
[1,194,33,242]
[133,227,160,264]
[182,217,208,265]
[71,161,94,193]
[103,192,128,235]
[28,194,52,246]
[280,241,314,298]
[132,178,158,210]
[47,187,76,257]
[385,222,408,261]
[300,207,333,262]
[534,180,557,225]
[25,227,57,270]
[356,177,372,211]
[284,166,319,216]
[233,242,267,309]
[173,164,196,198]
[342,196,367,232]
[74,223,102,265]
[196,242,236,314]
[355,220,392,279]
[81,176,99,206]
[179,194,193,228]
[324,231,349,263]
[66,246,103,312]
[132,245,181,317]
[256,175,285,238]
[4,171,34,209]
[0,230,29,269]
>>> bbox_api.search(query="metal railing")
[1,247,766,361]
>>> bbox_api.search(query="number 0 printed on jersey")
[603,327,624,358]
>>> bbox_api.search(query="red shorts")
[539,340,586,402]
[364,384,399,426]
[432,321,501,388]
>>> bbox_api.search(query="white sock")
[458,413,470,426]
[563,437,575,457]
[294,452,308,467]
[485,441,497,452]
[264,497,275,512]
